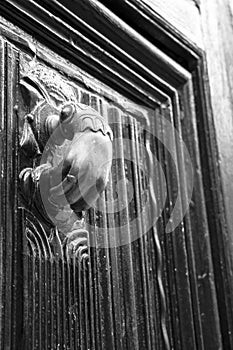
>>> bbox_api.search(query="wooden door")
[0,1,232,349]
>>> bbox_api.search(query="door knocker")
[19,66,113,249]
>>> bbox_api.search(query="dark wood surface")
[0,1,232,349]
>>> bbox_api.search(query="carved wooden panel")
[0,32,167,349]
[0,0,231,349]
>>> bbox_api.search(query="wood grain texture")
[202,0,233,250]
[140,0,203,47]
[0,38,21,350]
[201,0,233,348]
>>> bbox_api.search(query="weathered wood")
[0,37,21,350]
[101,0,203,49]
[138,0,203,47]
[0,1,231,349]
[200,0,233,348]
